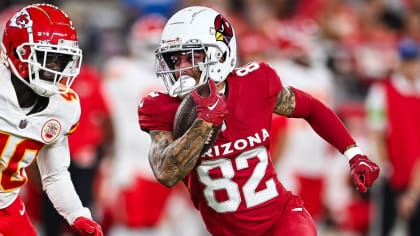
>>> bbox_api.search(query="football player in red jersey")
[0,4,102,236]
[138,6,380,236]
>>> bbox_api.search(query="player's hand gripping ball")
[173,80,228,154]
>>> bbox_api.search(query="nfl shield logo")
[19,119,28,129]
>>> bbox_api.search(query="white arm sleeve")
[37,136,92,225]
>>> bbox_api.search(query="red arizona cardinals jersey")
[138,62,289,236]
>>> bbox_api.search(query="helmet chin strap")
[169,61,210,97]
[30,78,56,97]
[169,75,196,97]
[30,84,51,97]
[28,57,56,97]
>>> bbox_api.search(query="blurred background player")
[366,37,420,236]
[0,4,102,236]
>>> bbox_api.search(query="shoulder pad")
[59,88,79,103]
[231,61,282,99]
[138,92,181,132]
[55,89,81,135]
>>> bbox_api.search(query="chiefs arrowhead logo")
[16,14,29,26]
[9,9,32,28]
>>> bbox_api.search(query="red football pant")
[267,194,317,236]
[117,176,172,227]
[0,195,37,236]
[295,174,325,221]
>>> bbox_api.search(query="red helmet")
[128,14,166,58]
[1,4,82,97]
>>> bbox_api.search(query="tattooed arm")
[148,119,213,188]
[147,80,228,188]
[273,86,296,116]
[273,86,356,153]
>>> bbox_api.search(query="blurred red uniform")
[102,14,173,231]
[69,64,112,167]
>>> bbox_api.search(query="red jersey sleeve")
[232,61,282,106]
[138,92,181,132]
[260,62,282,101]
[241,61,283,102]
[290,87,355,153]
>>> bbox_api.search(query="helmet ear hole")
[11,46,19,59]
[220,51,226,63]
[13,47,22,61]
[8,42,13,54]
[16,47,26,57]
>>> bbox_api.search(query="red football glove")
[71,217,103,236]
[349,154,380,193]
[191,80,229,126]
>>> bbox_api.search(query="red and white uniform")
[104,57,173,228]
[138,62,316,236]
[366,74,420,189]
[0,63,91,233]
[105,57,164,186]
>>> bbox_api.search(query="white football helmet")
[155,6,237,97]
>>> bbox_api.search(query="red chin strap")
[289,87,355,153]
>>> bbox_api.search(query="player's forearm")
[149,119,213,188]
[407,159,420,200]
[289,87,355,153]
[37,138,91,225]
[371,129,389,162]
[42,168,91,224]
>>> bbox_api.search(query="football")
[173,84,222,155]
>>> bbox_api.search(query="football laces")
[204,129,214,144]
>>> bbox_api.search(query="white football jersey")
[104,57,164,188]
[0,63,81,208]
